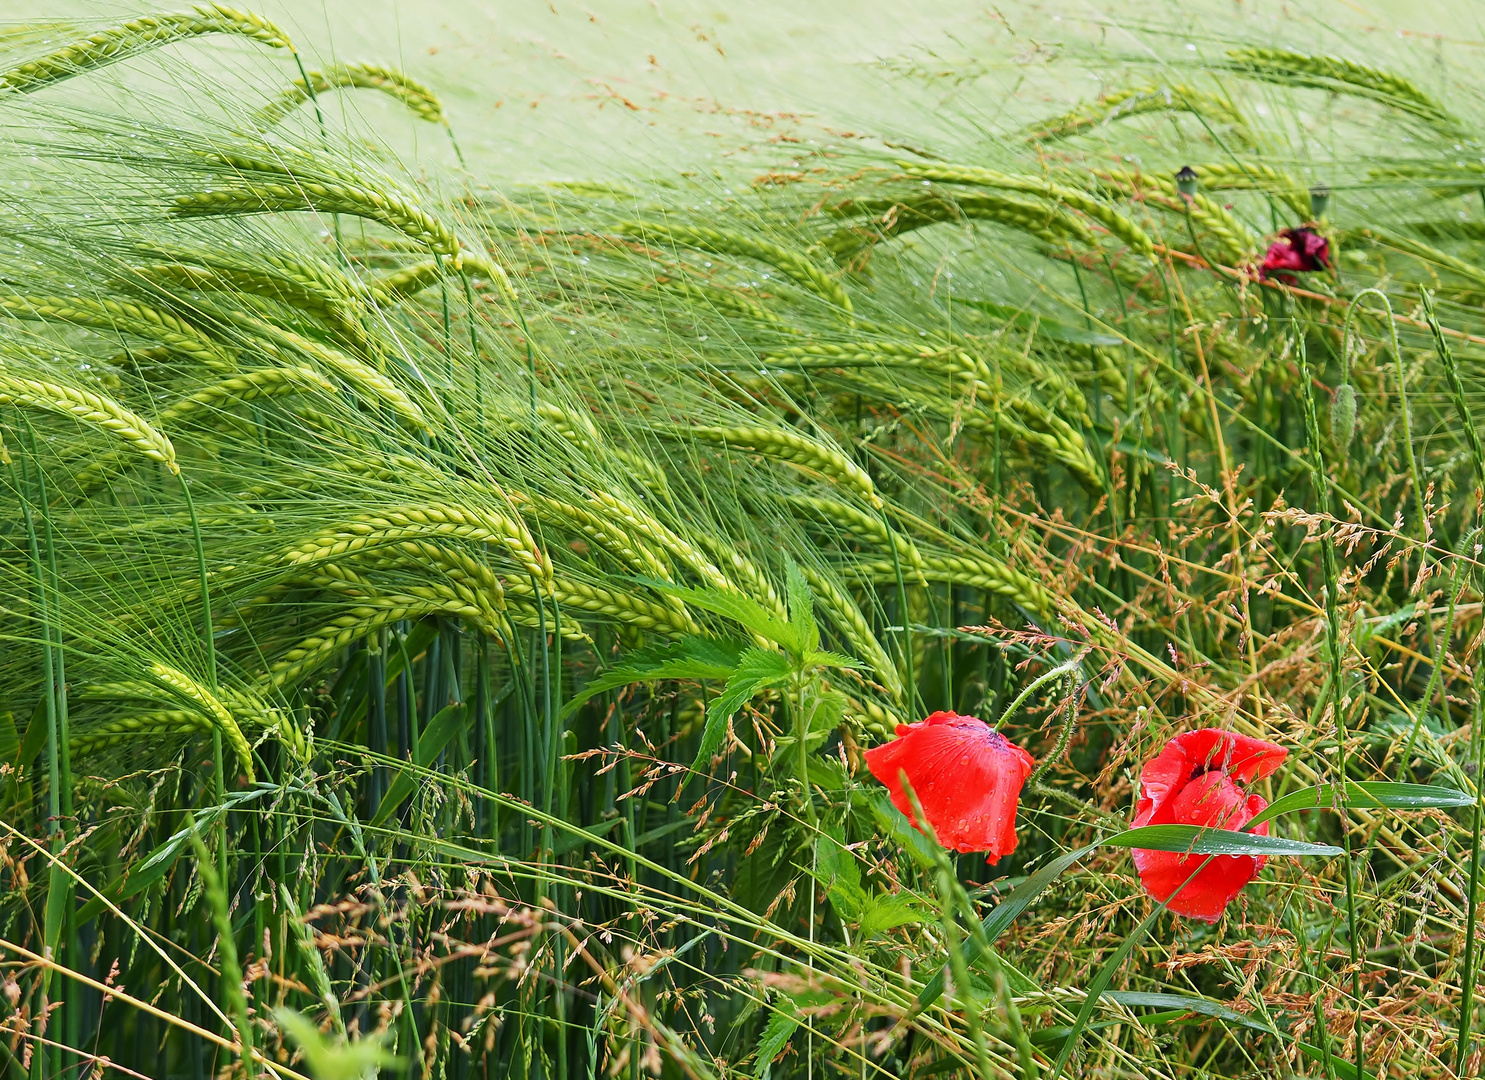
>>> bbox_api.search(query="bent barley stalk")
[612,220,854,312]
[0,290,235,370]
[171,164,460,258]
[147,661,254,778]
[254,61,447,128]
[1226,46,1460,132]
[158,366,336,422]
[893,162,1157,259]
[0,372,177,471]
[673,424,883,508]
[284,505,552,587]
[69,710,212,757]
[1026,82,1250,142]
[0,4,293,94]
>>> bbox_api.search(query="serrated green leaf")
[859,891,929,936]
[784,557,819,653]
[807,689,848,735]
[691,647,790,771]
[753,1002,799,1079]
[804,649,866,671]
[813,830,865,918]
[561,637,746,718]
[644,578,807,653]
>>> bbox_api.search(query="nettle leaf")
[813,831,866,919]
[753,1001,799,1080]
[784,557,819,654]
[808,689,849,735]
[859,892,930,937]
[1244,779,1472,832]
[691,647,790,771]
[647,578,808,654]
[804,649,865,671]
[1103,824,1341,858]
[561,637,746,718]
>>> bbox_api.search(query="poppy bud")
[1310,183,1331,220]
[1330,382,1357,452]
[1176,165,1198,199]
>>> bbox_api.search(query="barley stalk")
[255,62,446,127]
[284,505,551,587]
[148,661,254,779]
[1226,46,1459,132]
[206,307,428,430]
[1183,162,1310,220]
[70,710,211,757]
[171,175,459,258]
[0,290,234,370]
[782,493,925,575]
[1027,82,1249,142]
[506,577,697,637]
[0,4,293,95]
[613,221,853,312]
[0,371,177,472]
[130,261,372,350]
[159,366,336,423]
[673,425,882,508]
[798,564,905,700]
[1097,168,1258,263]
[844,552,1057,618]
[894,162,1156,259]
[822,189,1097,260]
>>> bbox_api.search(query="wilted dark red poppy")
[1131,728,1288,921]
[865,711,1035,864]
[1259,227,1331,284]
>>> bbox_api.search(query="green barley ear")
[1330,383,1357,453]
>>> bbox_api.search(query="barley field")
[0,3,1481,1079]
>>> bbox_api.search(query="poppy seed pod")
[1331,382,1357,452]
[1176,164,1198,198]
[1310,183,1331,220]
[1130,728,1288,921]
[865,711,1035,864]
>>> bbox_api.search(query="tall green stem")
[1296,328,1364,1071]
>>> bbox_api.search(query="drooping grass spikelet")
[0,5,293,95]
[147,661,254,778]
[254,61,446,128]
[1026,82,1249,142]
[0,371,178,472]
[613,220,853,312]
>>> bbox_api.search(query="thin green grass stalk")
[1296,327,1366,1073]
[185,822,254,1074]
[1458,552,1485,1076]
[16,425,68,1080]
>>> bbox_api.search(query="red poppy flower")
[1131,728,1288,921]
[1259,227,1331,284]
[865,711,1035,864]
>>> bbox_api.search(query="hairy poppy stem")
[994,651,1087,732]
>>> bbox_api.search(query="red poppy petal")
[865,714,1034,862]
[1171,728,1287,784]
[1131,848,1261,922]
[1134,737,1196,825]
